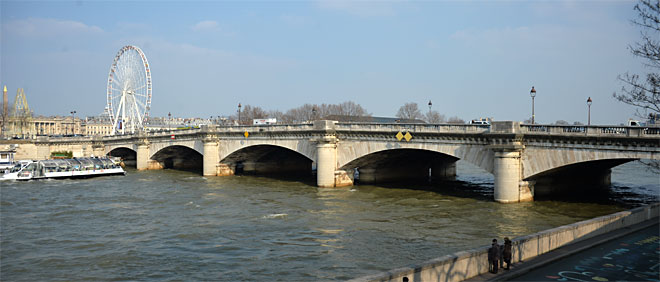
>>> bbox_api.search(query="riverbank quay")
[466,220,659,281]
[503,221,658,281]
[348,203,659,282]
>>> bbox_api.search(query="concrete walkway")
[464,219,659,281]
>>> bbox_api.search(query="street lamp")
[428,100,432,114]
[238,103,242,125]
[168,112,171,131]
[70,110,76,135]
[587,97,592,126]
[529,86,536,124]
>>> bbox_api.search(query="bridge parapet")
[208,123,315,133]
[334,122,490,134]
[521,124,660,137]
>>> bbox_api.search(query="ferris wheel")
[107,45,152,135]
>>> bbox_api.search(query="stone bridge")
[23,121,660,203]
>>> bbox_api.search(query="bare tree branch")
[396,102,422,120]
[614,0,660,118]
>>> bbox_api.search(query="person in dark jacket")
[502,237,512,270]
[488,239,499,273]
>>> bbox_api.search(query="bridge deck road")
[464,220,659,282]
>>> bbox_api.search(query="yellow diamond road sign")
[404,131,412,142]
[244,131,249,138]
[396,131,404,141]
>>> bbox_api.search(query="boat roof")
[39,157,115,167]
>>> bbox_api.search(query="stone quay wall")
[349,203,660,282]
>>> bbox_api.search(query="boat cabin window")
[10,163,23,173]
[25,163,37,172]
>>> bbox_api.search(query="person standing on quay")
[502,237,512,270]
[488,239,500,274]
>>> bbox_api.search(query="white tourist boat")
[1,157,125,181]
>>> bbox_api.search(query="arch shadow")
[221,144,314,181]
[526,158,638,199]
[151,145,203,173]
[108,147,137,168]
[340,148,460,185]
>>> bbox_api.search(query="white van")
[470,120,490,125]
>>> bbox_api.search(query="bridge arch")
[521,145,657,180]
[220,144,314,176]
[150,145,203,172]
[107,146,137,167]
[339,148,461,184]
[149,140,203,158]
[335,141,494,184]
[524,158,639,196]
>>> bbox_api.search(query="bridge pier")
[315,122,354,187]
[136,142,150,170]
[92,143,104,157]
[335,169,355,187]
[493,150,534,203]
[217,163,235,176]
[358,166,429,184]
[242,161,258,174]
[203,139,219,176]
[431,161,457,182]
[317,141,337,188]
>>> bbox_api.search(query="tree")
[284,103,316,123]
[268,110,288,124]
[424,110,446,123]
[327,101,370,117]
[613,0,659,117]
[555,120,570,125]
[396,102,422,120]
[283,101,371,123]
[447,116,466,124]
[234,104,267,124]
[614,0,660,172]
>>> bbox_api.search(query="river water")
[1,161,658,281]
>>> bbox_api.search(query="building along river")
[1,160,658,281]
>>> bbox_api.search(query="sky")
[0,0,652,125]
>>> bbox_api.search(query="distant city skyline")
[0,0,651,124]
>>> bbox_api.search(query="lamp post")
[70,110,76,135]
[530,86,536,124]
[587,97,592,126]
[428,100,432,115]
[168,112,171,131]
[237,103,242,125]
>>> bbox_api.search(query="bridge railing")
[520,124,660,137]
[335,122,491,133]
[213,123,315,133]
[99,124,317,139]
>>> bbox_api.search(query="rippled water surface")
[1,161,658,281]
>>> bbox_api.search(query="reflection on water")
[0,160,657,281]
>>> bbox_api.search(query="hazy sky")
[0,0,651,124]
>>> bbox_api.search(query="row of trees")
[234,100,468,125]
[234,101,370,124]
[395,102,466,124]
